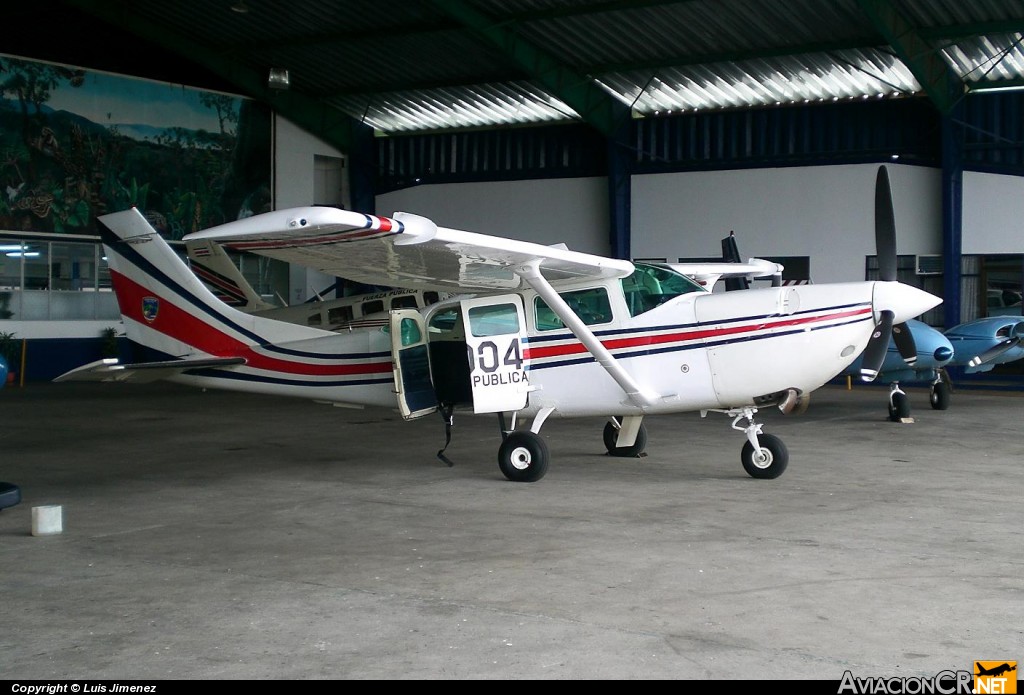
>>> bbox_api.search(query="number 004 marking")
[468,339,524,373]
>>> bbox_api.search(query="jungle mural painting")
[0,54,271,239]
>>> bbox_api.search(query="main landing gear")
[929,374,951,411]
[494,406,790,482]
[496,409,553,482]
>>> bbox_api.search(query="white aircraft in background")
[185,236,448,329]
[58,166,939,482]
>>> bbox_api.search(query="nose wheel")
[740,433,788,479]
[727,406,789,479]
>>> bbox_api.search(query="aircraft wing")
[668,259,784,288]
[55,357,247,383]
[184,207,635,292]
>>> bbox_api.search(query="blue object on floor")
[0,481,21,510]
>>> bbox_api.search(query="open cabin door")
[460,295,531,414]
[389,310,437,420]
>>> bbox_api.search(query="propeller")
[964,321,1024,368]
[968,336,1021,367]
[860,166,918,381]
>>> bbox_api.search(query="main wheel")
[741,433,788,479]
[602,419,648,457]
[929,382,950,410]
[888,391,910,421]
[498,431,550,482]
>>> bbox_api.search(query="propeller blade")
[968,336,1021,368]
[891,321,917,365]
[875,166,897,283]
[860,309,895,381]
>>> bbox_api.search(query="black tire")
[889,391,911,421]
[498,431,550,482]
[740,433,788,479]
[929,382,951,410]
[602,420,648,457]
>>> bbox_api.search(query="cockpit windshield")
[621,263,707,317]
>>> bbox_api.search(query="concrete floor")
[0,380,1021,680]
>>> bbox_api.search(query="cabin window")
[391,295,418,309]
[361,299,384,316]
[327,305,354,324]
[400,317,422,346]
[468,303,519,337]
[534,288,612,331]
[621,263,704,317]
[307,311,323,326]
[424,291,440,305]
[428,307,460,335]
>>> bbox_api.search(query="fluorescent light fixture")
[6,251,40,257]
[267,68,290,90]
[969,82,1024,94]
[0,244,24,251]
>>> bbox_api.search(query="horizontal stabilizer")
[55,357,246,383]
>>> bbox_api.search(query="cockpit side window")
[534,287,612,331]
[621,263,705,317]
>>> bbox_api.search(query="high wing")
[668,259,784,289]
[185,207,634,291]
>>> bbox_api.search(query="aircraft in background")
[186,237,448,329]
[841,319,954,420]
[945,315,1024,374]
[58,166,939,482]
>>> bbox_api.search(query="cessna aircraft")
[58,166,940,482]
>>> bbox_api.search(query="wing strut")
[516,262,662,409]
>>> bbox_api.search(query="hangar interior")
[2,0,1024,383]
[3,1,1024,681]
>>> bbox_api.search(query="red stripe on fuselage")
[111,271,391,377]
[524,307,871,360]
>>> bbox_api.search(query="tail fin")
[98,208,324,360]
[185,238,278,312]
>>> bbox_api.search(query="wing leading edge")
[185,207,635,292]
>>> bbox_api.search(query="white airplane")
[58,166,940,482]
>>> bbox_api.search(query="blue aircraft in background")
[945,316,1024,373]
[842,319,954,420]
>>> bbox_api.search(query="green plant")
[100,326,119,358]
[0,331,19,368]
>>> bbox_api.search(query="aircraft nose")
[872,281,942,324]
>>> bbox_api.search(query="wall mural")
[0,54,271,239]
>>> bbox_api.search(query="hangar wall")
[376,178,611,256]
[963,171,1024,254]
[631,164,943,283]
[374,163,951,285]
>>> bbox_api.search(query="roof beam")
[64,0,360,152]
[856,0,964,113]
[426,0,631,137]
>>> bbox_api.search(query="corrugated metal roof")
[19,1,1024,133]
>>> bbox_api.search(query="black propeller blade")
[861,310,895,381]
[875,166,897,283]
[891,321,917,366]
[866,166,918,371]
[968,337,1021,368]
